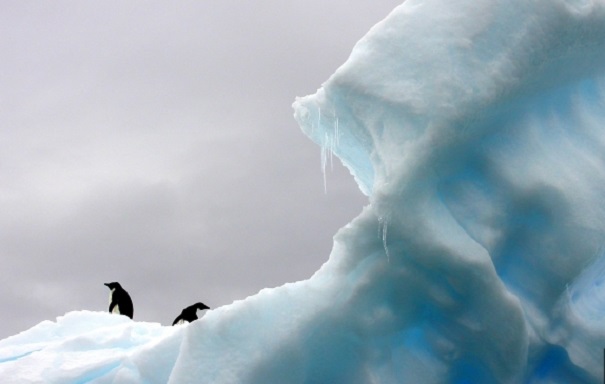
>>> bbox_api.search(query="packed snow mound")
[0,311,184,383]
[3,0,605,382]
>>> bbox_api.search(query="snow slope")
[2,0,605,382]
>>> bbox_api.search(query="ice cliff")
[2,0,605,382]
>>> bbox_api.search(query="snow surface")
[3,0,605,382]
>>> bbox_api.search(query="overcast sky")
[0,1,401,339]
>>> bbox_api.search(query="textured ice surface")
[0,311,184,383]
[2,0,605,382]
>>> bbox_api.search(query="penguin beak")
[104,283,110,287]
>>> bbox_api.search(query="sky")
[0,1,402,339]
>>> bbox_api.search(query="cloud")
[0,1,399,338]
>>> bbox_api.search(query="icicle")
[329,134,335,171]
[321,132,328,194]
[335,116,340,146]
[378,216,391,262]
[317,108,341,194]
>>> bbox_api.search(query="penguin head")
[194,302,210,311]
[104,282,122,291]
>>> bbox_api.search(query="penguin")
[104,282,134,319]
[172,302,210,325]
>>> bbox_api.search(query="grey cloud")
[0,1,401,338]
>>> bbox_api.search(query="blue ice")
[2,0,605,382]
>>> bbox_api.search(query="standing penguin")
[172,302,210,325]
[104,282,134,319]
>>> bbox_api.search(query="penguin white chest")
[108,289,120,314]
[197,308,208,319]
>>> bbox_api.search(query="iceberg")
[2,0,605,382]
